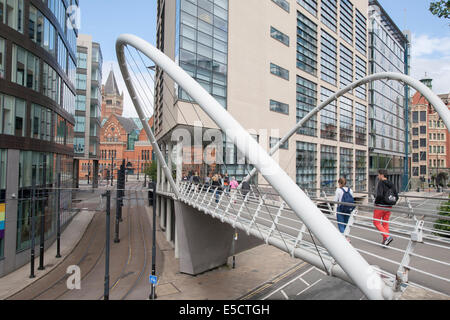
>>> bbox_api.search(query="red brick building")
[410,78,450,188]
[98,114,153,179]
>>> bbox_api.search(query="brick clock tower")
[101,69,124,120]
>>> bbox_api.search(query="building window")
[296,76,317,137]
[355,150,366,191]
[270,99,289,115]
[297,12,317,76]
[420,165,427,175]
[270,26,289,46]
[31,104,51,141]
[11,44,40,92]
[0,0,23,33]
[420,152,426,161]
[420,126,426,134]
[355,102,367,146]
[271,0,290,12]
[74,115,85,132]
[420,111,426,122]
[320,87,337,140]
[43,62,61,105]
[269,137,288,150]
[270,62,289,80]
[76,95,86,111]
[340,96,353,143]
[340,0,353,45]
[76,73,87,90]
[0,94,26,137]
[0,37,5,78]
[321,0,337,32]
[412,167,419,177]
[320,30,337,85]
[296,141,317,191]
[412,153,418,163]
[177,0,229,108]
[74,137,85,154]
[297,0,317,16]
[355,8,367,56]
[412,127,418,136]
[413,140,419,149]
[340,44,353,89]
[412,111,418,123]
[340,148,353,187]
[420,138,426,147]
[355,56,367,100]
[320,145,337,190]
[77,51,87,69]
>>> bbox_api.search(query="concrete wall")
[174,200,262,275]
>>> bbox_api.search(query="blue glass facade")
[175,0,229,108]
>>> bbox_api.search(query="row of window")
[430,133,446,141]
[177,0,229,107]
[28,4,76,84]
[141,150,151,160]
[100,150,117,160]
[429,119,445,128]
[3,39,75,115]
[0,92,72,144]
[296,141,367,191]
[270,6,367,103]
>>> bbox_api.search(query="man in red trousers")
[373,169,398,247]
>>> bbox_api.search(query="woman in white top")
[334,177,353,242]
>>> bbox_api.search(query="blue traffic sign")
[149,275,158,285]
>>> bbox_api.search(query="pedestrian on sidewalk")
[373,169,398,247]
[333,177,354,242]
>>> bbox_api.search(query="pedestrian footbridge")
[116,34,450,300]
[169,182,450,299]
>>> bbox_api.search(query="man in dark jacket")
[373,169,398,247]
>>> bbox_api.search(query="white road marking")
[296,279,322,296]
[262,266,315,300]
[299,278,310,286]
[281,290,289,300]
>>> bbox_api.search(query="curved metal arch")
[243,72,450,183]
[116,34,392,300]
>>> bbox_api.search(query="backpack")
[338,188,355,214]
[383,184,398,206]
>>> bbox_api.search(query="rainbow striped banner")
[0,203,5,239]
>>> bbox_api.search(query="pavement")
[0,184,448,300]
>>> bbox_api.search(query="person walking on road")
[333,178,354,242]
[373,169,398,247]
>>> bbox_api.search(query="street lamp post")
[111,156,114,186]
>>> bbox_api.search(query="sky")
[78,0,450,117]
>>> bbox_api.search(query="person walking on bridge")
[373,169,398,247]
[333,177,354,242]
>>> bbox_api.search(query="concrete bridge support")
[174,201,263,275]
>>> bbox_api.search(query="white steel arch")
[242,72,450,183]
[116,34,393,300]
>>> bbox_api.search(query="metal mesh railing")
[173,182,450,297]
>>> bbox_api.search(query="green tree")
[144,161,158,182]
[434,196,450,238]
[429,1,450,19]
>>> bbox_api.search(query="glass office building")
[0,0,78,276]
[156,0,372,191]
[75,35,103,187]
[368,0,410,192]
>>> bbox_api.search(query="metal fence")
[175,181,450,297]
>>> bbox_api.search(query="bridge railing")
[175,182,450,297]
